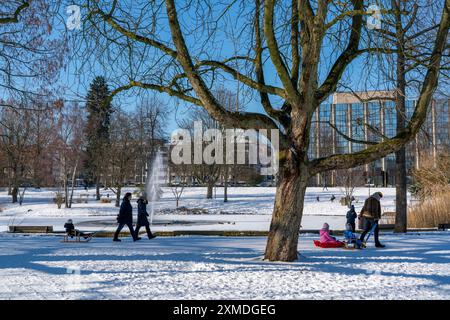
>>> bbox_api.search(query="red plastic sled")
[313,240,345,248]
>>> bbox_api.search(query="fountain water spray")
[145,150,166,226]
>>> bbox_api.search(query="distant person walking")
[346,205,357,232]
[135,196,157,240]
[330,194,336,202]
[359,192,385,248]
[113,193,139,242]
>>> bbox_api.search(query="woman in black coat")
[135,197,156,240]
[113,193,139,242]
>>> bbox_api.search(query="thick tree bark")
[264,157,308,262]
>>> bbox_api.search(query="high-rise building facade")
[309,92,450,187]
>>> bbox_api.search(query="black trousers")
[347,222,356,233]
[135,224,154,239]
[359,218,380,244]
[113,222,137,240]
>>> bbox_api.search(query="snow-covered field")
[0,232,449,299]
[0,187,403,232]
[0,187,448,300]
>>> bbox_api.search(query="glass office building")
[309,92,450,187]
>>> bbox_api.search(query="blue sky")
[49,1,443,138]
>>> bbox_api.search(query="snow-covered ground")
[0,187,447,300]
[0,232,449,299]
[0,187,404,232]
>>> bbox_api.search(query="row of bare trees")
[0,96,83,204]
[0,88,169,208]
[105,104,167,207]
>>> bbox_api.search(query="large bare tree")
[369,0,448,233]
[107,109,140,207]
[75,0,450,261]
[0,1,65,96]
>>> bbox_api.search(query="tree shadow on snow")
[0,234,449,293]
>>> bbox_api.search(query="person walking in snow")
[346,205,357,232]
[135,196,157,240]
[113,192,139,242]
[359,192,385,248]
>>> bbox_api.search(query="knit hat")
[371,192,383,201]
[67,219,73,224]
[322,222,330,230]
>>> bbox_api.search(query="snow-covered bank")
[0,233,449,299]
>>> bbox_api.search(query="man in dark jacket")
[135,197,156,240]
[359,192,385,248]
[113,193,139,242]
[346,205,357,232]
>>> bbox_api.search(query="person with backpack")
[346,205,357,232]
[135,196,157,240]
[359,192,385,248]
[113,192,139,242]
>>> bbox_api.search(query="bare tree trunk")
[224,166,228,203]
[12,186,18,203]
[395,148,407,232]
[394,53,408,233]
[264,159,308,262]
[394,4,408,233]
[96,178,101,200]
[19,187,27,206]
[7,173,12,195]
[206,182,213,199]
[64,173,69,208]
[68,160,79,209]
[115,186,122,207]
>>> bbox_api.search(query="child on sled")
[64,219,91,240]
[344,223,363,249]
[314,223,345,248]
